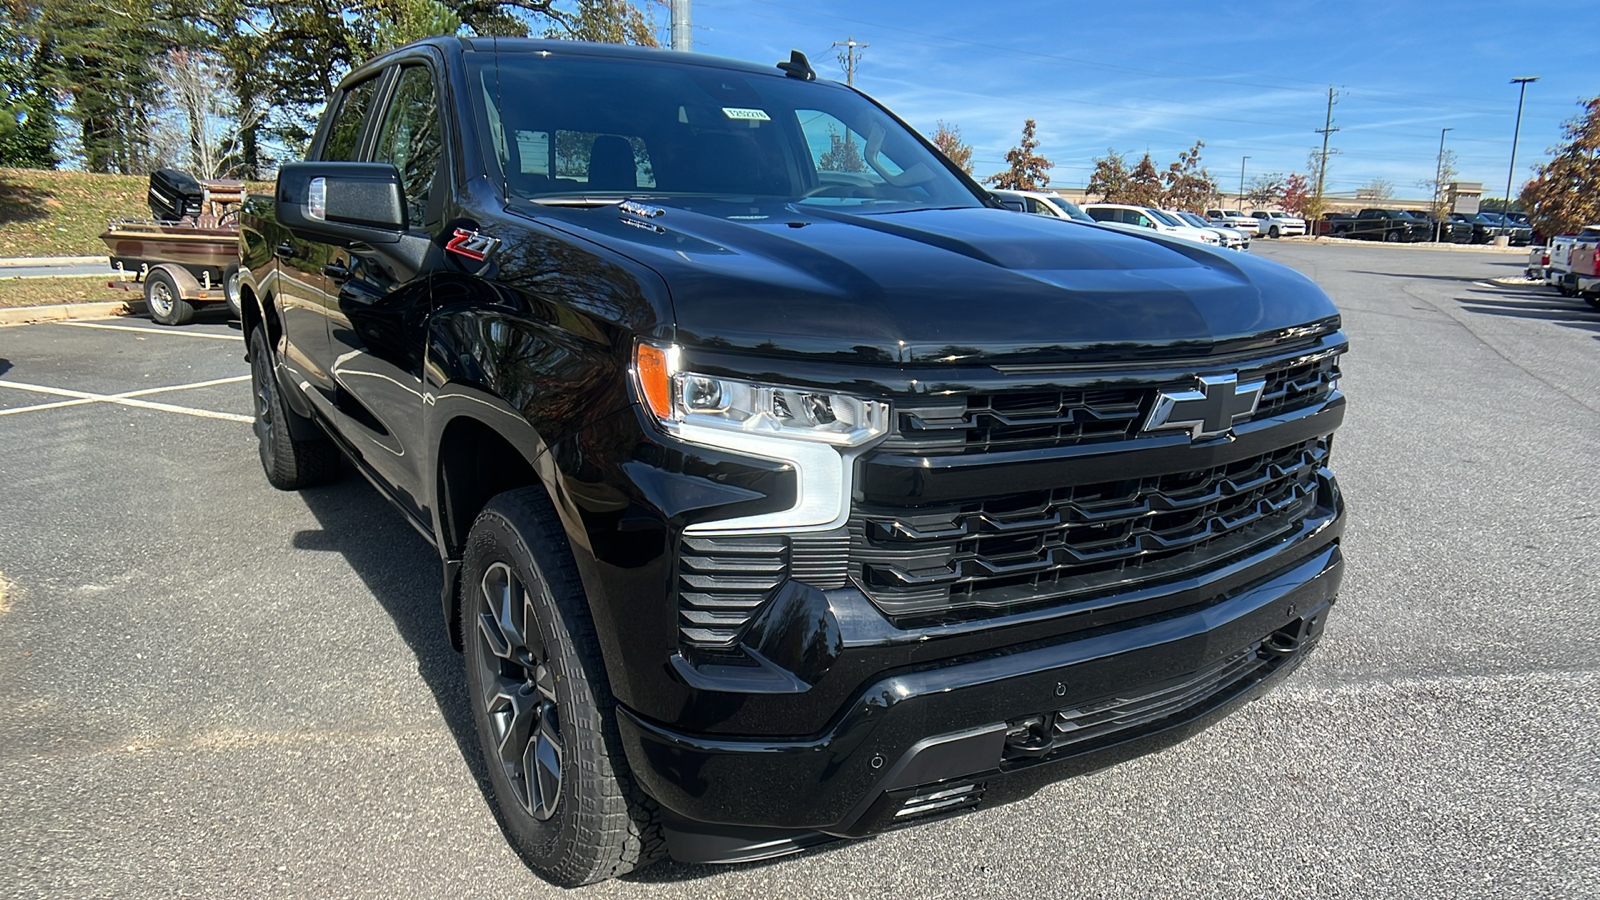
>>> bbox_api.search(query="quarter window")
[373,66,443,228]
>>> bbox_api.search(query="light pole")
[1503,76,1538,229]
[1239,156,1249,208]
[1434,127,1453,242]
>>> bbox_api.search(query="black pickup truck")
[1345,208,1430,242]
[238,37,1348,885]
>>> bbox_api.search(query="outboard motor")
[148,168,205,221]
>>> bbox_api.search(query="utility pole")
[1433,127,1453,242]
[1503,76,1538,222]
[1239,156,1249,207]
[1313,86,1340,221]
[831,36,869,86]
[670,0,691,52]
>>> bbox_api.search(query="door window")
[322,77,380,161]
[373,66,443,228]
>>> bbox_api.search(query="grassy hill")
[0,168,149,258]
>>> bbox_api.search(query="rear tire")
[460,488,665,886]
[248,326,340,490]
[1269,225,1281,239]
[144,269,194,326]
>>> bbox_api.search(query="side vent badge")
[446,228,501,262]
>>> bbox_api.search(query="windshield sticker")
[722,107,771,122]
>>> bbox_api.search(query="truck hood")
[517,201,1339,366]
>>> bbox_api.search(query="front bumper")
[619,540,1342,861]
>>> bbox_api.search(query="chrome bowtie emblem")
[1142,373,1265,440]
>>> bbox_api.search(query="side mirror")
[276,162,406,245]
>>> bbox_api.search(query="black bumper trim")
[617,543,1341,837]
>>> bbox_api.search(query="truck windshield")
[468,54,983,214]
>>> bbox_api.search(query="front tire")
[1384,229,1400,243]
[248,326,340,490]
[144,269,194,326]
[461,488,664,886]
[1269,225,1281,239]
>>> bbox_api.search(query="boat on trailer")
[100,168,244,325]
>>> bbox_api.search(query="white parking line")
[0,375,253,423]
[55,321,245,342]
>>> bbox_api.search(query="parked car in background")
[1320,212,1355,237]
[1562,224,1600,306]
[1406,211,1474,244]
[1527,244,1551,281]
[1251,210,1306,238]
[1082,203,1222,246]
[989,189,1095,222]
[1169,210,1250,250]
[1204,208,1260,235]
[1343,209,1429,243]
[1453,212,1533,246]
[1547,231,1582,293]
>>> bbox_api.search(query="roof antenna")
[777,50,815,81]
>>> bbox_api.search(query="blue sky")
[671,0,1599,201]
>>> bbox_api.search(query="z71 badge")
[446,228,501,262]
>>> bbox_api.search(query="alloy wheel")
[149,280,174,317]
[250,344,276,460]
[474,560,563,821]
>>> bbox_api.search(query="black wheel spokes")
[476,561,562,821]
[251,353,274,452]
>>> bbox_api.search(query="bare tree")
[1245,173,1285,209]
[150,49,262,180]
[1358,178,1394,202]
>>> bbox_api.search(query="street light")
[1434,127,1453,242]
[1239,156,1249,207]
[1503,76,1538,232]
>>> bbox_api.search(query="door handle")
[323,262,351,282]
[274,242,296,260]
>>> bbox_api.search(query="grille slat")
[854,439,1330,621]
[883,351,1339,455]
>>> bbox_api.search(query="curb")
[0,299,145,325]
[0,255,106,268]
[1275,236,1528,254]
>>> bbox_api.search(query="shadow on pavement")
[1453,284,1600,338]
[0,357,10,378]
[288,472,505,842]
[1348,265,1524,282]
[287,467,809,885]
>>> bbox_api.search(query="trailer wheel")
[145,269,195,326]
[223,266,242,319]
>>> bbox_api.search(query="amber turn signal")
[635,343,674,419]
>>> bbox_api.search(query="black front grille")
[886,349,1340,456]
[852,438,1331,621]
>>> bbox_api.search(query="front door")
[325,62,445,522]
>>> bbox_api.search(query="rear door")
[322,60,448,520]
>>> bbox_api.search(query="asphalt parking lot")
[2,243,1597,899]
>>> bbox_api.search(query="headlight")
[633,342,890,532]
[635,344,888,447]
